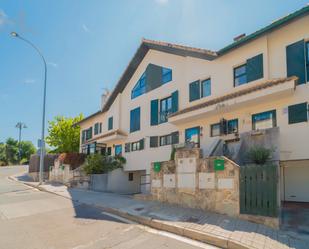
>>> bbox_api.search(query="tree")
[46,114,84,153]
[0,138,36,166]
[19,141,36,164]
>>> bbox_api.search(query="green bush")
[247,146,273,165]
[170,147,176,161]
[83,154,126,175]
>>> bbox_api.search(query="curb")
[9,175,254,249]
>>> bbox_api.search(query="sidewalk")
[10,174,308,249]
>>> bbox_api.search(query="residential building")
[76,6,309,199]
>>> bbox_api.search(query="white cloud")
[82,24,90,33]
[155,0,169,5]
[48,62,58,68]
[24,79,36,84]
[0,9,9,27]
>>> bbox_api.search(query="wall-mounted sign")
[153,162,161,172]
[214,158,225,171]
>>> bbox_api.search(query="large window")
[210,119,238,137]
[115,145,122,156]
[94,122,102,135]
[288,102,308,124]
[210,123,221,137]
[185,127,200,147]
[159,96,172,123]
[131,72,146,99]
[130,107,141,132]
[201,78,211,98]
[234,64,247,86]
[162,67,172,84]
[252,110,276,130]
[131,139,144,151]
[227,119,238,134]
[160,134,172,146]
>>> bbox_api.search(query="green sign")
[153,162,161,172]
[214,158,225,171]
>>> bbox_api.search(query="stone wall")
[151,148,240,217]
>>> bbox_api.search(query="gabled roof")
[77,5,309,125]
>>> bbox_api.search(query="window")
[150,136,159,148]
[107,147,112,156]
[82,130,87,143]
[130,107,141,132]
[159,96,172,123]
[94,122,102,135]
[252,110,276,130]
[201,79,211,98]
[89,143,96,154]
[125,143,131,153]
[131,72,146,99]
[115,145,122,156]
[185,127,200,147]
[108,117,113,130]
[83,127,92,141]
[227,119,238,134]
[210,123,220,137]
[306,42,309,82]
[162,67,172,84]
[288,102,308,124]
[160,134,172,146]
[131,139,144,152]
[128,172,134,181]
[234,64,247,86]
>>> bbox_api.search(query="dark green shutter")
[139,139,144,150]
[150,136,158,148]
[171,90,179,113]
[286,40,306,85]
[247,54,263,82]
[171,131,179,144]
[130,107,140,132]
[108,117,113,130]
[189,81,200,102]
[288,102,308,124]
[150,99,159,126]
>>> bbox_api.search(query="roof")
[169,76,298,118]
[77,5,309,125]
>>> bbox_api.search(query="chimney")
[101,88,110,110]
[233,33,246,42]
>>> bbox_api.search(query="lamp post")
[11,32,47,185]
[15,122,27,163]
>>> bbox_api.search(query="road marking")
[101,212,219,249]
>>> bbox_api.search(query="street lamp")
[11,32,47,185]
[15,122,27,163]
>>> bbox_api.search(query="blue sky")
[0,0,308,146]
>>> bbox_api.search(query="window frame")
[130,107,141,133]
[115,144,122,156]
[227,119,239,134]
[252,110,277,130]
[128,172,134,181]
[210,123,221,137]
[234,64,247,87]
[162,67,172,84]
[185,126,200,147]
[131,72,146,99]
[108,117,113,131]
[305,41,309,82]
[288,102,308,124]
[159,95,172,123]
[131,141,141,151]
[159,134,172,146]
[201,78,211,98]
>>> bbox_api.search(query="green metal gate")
[240,164,278,217]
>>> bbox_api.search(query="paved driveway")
[0,166,217,249]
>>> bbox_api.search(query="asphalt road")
[0,166,218,249]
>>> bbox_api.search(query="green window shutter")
[171,131,179,144]
[108,117,113,130]
[286,40,306,85]
[171,90,179,113]
[139,139,144,150]
[89,127,93,139]
[288,102,308,124]
[130,107,141,133]
[189,81,200,102]
[247,54,263,82]
[150,99,159,126]
[150,136,158,148]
